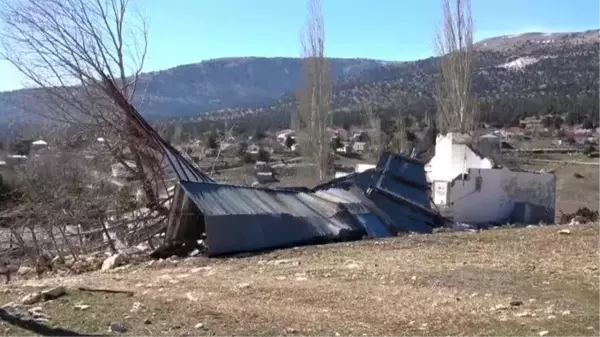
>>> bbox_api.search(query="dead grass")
[0,223,598,336]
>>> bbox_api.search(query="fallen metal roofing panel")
[312,152,441,234]
[176,181,365,255]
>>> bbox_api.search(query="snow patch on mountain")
[498,56,539,70]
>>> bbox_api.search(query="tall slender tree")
[434,0,478,134]
[297,0,333,182]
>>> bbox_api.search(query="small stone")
[510,300,524,307]
[144,318,152,325]
[130,302,142,313]
[514,311,532,317]
[558,229,571,235]
[561,310,571,316]
[346,263,360,269]
[547,315,556,319]
[237,282,251,289]
[194,323,205,329]
[21,292,42,305]
[109,322,127,333]
[190,266,212,273]
[186,292,197,301]
[74,304,90,311]
[492,304,508,311]
[17,266,33,275]
[102,254,125,272]
[411,275,417,281]
[285,327,297,333]
[539,331,549,336]
[42,286,66,301]
[28,306,43,313]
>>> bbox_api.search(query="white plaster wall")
[447,168,556,225]
[426,133,493,183]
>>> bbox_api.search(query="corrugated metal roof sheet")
[179,181,341,218]
[176,181,366,256]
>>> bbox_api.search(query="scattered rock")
[547,315,556,319]
[510,300,524,307]
[237,282,251,289]
[285,327,297,333]
[21,292,42,305]
[74,304,90,311]
[17,266,33,276]
[51,256,64,265]
[345,263,360,269]
[194,323,205,329]
[41,286,66,301]
[28,306,43,313]
[102,254,125,272]
[539,330,549,336]
[130,302,142,313]
[561,310,571,316]
[109,322,127,333]
[182,292,196,302]
[491,304,508,311]
[514,311,532,317]
[558,229,571,235]
[190,266,212,273]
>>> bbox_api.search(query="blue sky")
[0,0,598,91]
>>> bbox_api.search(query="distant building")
[31,140,48,150]
[276,129,295,143]
[352,142,367,152]
[246,144,260,155]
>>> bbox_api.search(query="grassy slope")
[1,223,598,336]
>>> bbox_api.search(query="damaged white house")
[426,133,556,225]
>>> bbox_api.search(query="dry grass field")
[1,223,598,336]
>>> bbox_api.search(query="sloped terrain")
[1,223,598,336]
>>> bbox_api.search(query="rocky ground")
[0,222,597,336]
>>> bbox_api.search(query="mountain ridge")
[0,29,597,124]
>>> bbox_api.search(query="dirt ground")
[514,153,599,216]
[1,223,598,336]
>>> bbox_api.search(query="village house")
[31,139,48,150]
[425,133,494,183]
[336,142,352,154]
[500,126,525,138]
[352,141,367,153]
[246,143,260,155]
[276,129,295,144]
[426,132,556,225]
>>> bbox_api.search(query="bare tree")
[434,0,477,134]
[297,0,333,182]
[364,104,382,159]
[0,0,171,217]
[389,116,409,155]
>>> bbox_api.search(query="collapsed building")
[162,152,444,256]
[426,133,556,226]
[111,95,557,258]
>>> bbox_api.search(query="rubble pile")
[559,207,599,225]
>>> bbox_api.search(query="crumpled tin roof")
[179,181,341,218]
